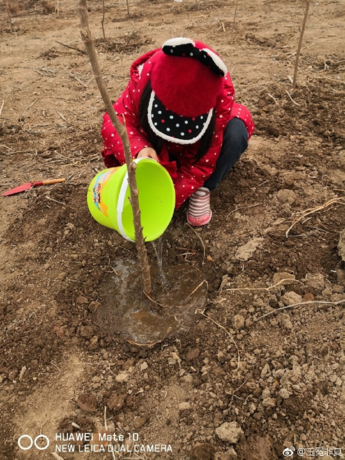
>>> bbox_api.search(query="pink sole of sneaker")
[187,210,212,226]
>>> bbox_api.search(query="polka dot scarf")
[148,90,214,145]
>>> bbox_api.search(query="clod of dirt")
[281,361,302,386]
[232,314,245,330]
[115,372,129,383]
[239,435,276,460]
[215,421,243,444]
[235,237,264,261]
[336,267,345,286]
[303,292,315,301]
[133,416,148,430]
[276,189,296,204]
[178,401,191,412]
[305,272,325,293]
[190,443,215,460]
[338,229,345,261]
[88,301,101,314]
[79,325,94,339]
[77,295,89,305]
[262,387,271,399]
[272,272,296,285]
[261,363,271,379]
[262,397,276,408]
[89,336,99,350]
[281,291,302,305]
[140,361,148,371]
[76,394,97,413]
[277,313,293,330]
[107,393,126,413]
[53,326,65,338]
[185,347,200,361]
[279,388,290,400]
[216,447,238,460]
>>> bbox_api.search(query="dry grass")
[286,197,345,238]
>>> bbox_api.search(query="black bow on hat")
[162,37,228,77]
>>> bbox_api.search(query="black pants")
[204,118,248,191]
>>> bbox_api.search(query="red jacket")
[101,49,254,209]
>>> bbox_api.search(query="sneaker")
[187,187,212,226]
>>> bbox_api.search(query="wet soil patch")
[95,261,207,344]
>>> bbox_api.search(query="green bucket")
[87,158,175,242]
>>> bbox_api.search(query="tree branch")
[256,299,345,321]
[79,0,151,295]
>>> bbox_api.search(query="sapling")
[101,0,106,40]
[233,0,239,26]
[293,0,310,90]
[6,2,14,34]
[79,0,152,295]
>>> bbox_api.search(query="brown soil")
[0,0,345,459]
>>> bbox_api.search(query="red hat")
[148,37,227,145]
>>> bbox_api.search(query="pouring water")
[151,238,169,288]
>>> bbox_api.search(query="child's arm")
[101,81,152,167]
[225,73,255,139]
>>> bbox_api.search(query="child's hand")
[137,147,158,161]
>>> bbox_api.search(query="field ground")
[0,0,345,459]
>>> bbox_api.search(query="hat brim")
[147,91,213,145]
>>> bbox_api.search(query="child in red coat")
[101,37,254,226]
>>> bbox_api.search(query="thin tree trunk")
[126,0,130,17]
[233,0,239,26]
[7,4,14,34]
[79,0,152,295]
[101,0,106,40]
[293,0,310,90]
